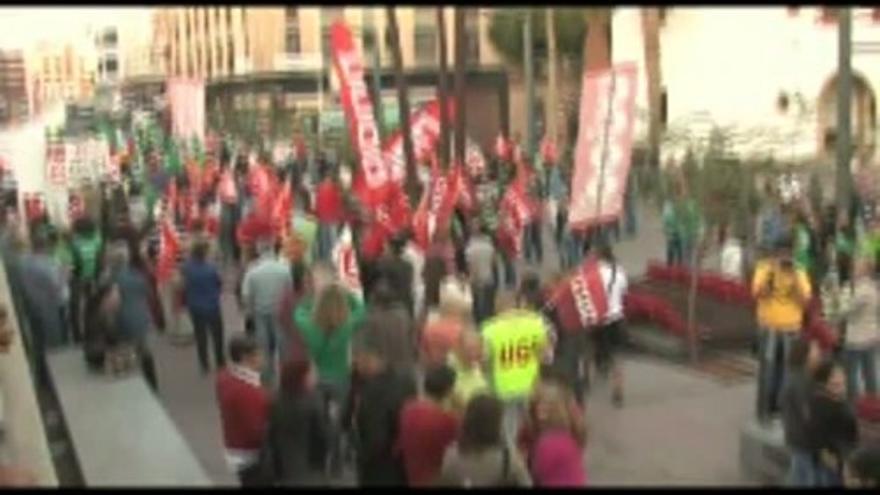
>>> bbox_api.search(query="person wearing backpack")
[436,394,531,487]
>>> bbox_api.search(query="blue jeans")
[317,223,338,262]
[254,313,285,388]
[844,347,878,402]
[523,222,543,265]
[786,449,818,487]
[499,254,517,290]
[757,330,800,420]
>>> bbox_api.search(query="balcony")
[273,52,323,72]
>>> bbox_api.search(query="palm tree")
[454,8,467,167]
[641,8,663,169]
[386,7,418,201]
[437,8,451,169]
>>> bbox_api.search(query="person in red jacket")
[215,335,270,486]
[398,365,460,486]
[314,170,343,261]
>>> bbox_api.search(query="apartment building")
[0,50,29,126]
[152,7,509,149]
[26,41,96,112]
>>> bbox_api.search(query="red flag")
[540,135,558,165]
[272,181,293,239]
[548,256,610,332]
[495,133,510,160]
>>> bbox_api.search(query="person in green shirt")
[69,217,104,344]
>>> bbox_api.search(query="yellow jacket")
[751,259,812,332]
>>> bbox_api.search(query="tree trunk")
[437,8,451,170]
[641,8,663,169]
[545,8,558,143]
[583,9,611,71]
[454,8,467,167]
[387,7,419,202]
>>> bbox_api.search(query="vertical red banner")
[568,62,638,230]
[329,21,387,201]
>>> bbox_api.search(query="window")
[285,7,301,54]
[414,8,437,66]
[321,8,344,60]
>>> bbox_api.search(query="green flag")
[165,138,182,175]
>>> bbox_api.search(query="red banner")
[549,257,610,332]
[46,142,66,186]
[569,62,638,230]
[157,216,180,284]
[330,21,387,201]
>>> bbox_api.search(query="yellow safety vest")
[482,310,548,401]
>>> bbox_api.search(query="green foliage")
[487,8,588,67]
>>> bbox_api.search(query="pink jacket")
[530,431,587,487]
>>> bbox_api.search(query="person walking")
[347,332,417,486]
[436,394,532,487]
[466,223,497,326]
[360,281,417,378]
[482,275,554,440]
[242,237,294,387]
[69,217,104,344]
[592,243,630,407]
[398,365,460,486]
[259,358,329,487]
[780,338,823,486]
[216,335,270,487]
[842,258,880,402]
[182,240,226,374]
[807,360,859,487]
[752,236,812,422]
[525,382,588,487]
[107,243,159,392]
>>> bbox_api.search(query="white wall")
[612,7,880,164]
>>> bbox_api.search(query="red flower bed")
[645,261,754,307]
[624,291,689,338]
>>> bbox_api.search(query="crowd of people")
[745,183,880,487]
[2,126,880,488]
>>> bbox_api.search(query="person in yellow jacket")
[482,274,555,440]
[752,236,812,423]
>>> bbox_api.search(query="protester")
[295,282,365,473]
[466,223,497,325]
[752,236,812,421]
[314,168,343,262]
[347,332,416,486]
[421,278,473,368]
[70,217,105,343]
[82,280,120,371]
[482,275,553,440]
[242,237,294,387]
[360,281,417,378]
[424,230,457,309]
[780,338,822,487]
[592,243,629,407]
[436,394,532,487]
[18,229,66,385]
[398,365,460,486]
[373,233,414,315]
[524,382,588,487]
[216,335,270,487]
[107,243,159,392]
[182,240,226,374]
[807,359,859,487]
[841,258,879,403]
[259,358,329,487]
[449,330,489,412]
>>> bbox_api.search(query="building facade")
[151,7,509,150]
[0,50,29,126]
[612,7,880,167]
[25,41,96,113]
